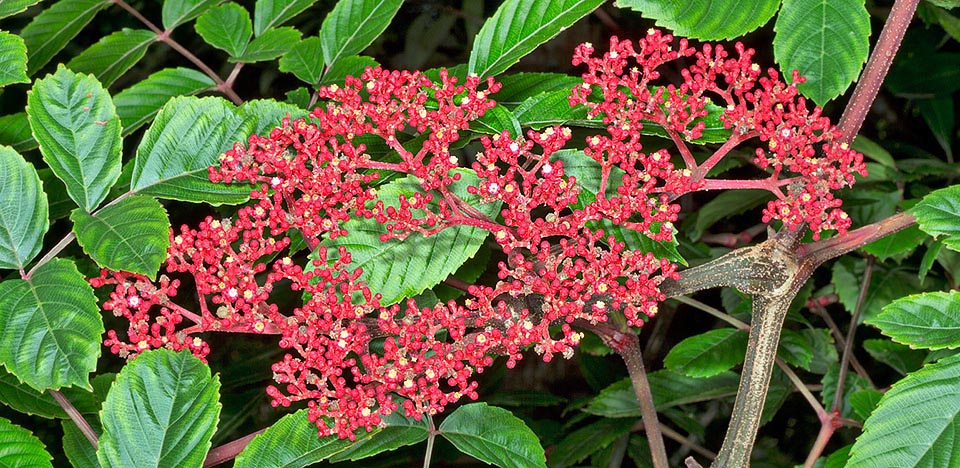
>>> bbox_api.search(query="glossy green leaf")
[279,36,324,84]
[162,0,219,30]
[691,189,772,241]
[318,55,379,86]
[832,258,923,323]
[848,353,960,467]
[438,403,547,468]
[0,31,29,87]
[773,0,871,105]
[98,349,221,468]
[851,136,897,169]
[848,388,883,421]
[469,0,604,78]
[27,65,121,212]
[513,90,590,129]
[320,0,402,68]
[493,73,582,106]
[67,29,156,87]
[615,0,780,40]
[778,328,814,371]
[317,169,497,305]
[862,224,926,262]
[238,99,308,136]
[71,195,170,278]
[471,104,522,137]
[0,0,42,18]
[0,368,64,419]
[664,328,748,377]
[0,417,53,467]
[865,339,926,376]
[253,0,317,35]
[130,96,254,204]
[114,67,215,135]
[236,26,301,62]
[0,146,48,270]
[886,32,960,96]
[548,418,634,468]
[867,291,960,350]
[0,258,103,391]
[912,185,960,252]
[584,371,741,418]
[21,0,108,75]
[0,112,35,151]
[62,419,101,468]
[196,3,252,58]
[917,97,955,157]
[329,411,429,462]
[235,409,380,468]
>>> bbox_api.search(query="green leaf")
[848,388,883,421]
[0,368,64,419]
[236,26,301,62]
[438,403,547,468]
[584,372,741,418]
[912,184,960,252]
[513,90,590,129]
[279,36,324,84]
[318,55,379,86]
[253,0,317,35]
[0,112,35,152]
[548,418,634,468]
[691,189,772,241]
[21,0,108,75]
[320,0,402,69]
[66,29,156,87]
[493,73,582,106]
[97,349,221,468]
[0,0,42,18]
[664,328,748,378]
[867,291,960,350]
[471,104,522,137]
[917,97,955,157]
[196,3,253,58]
[114,68,215,135]
[27,65,121,212]
[821,364,871,419]
[235,409,380,468]
[468,0,605,78]
[615,0,780,40]
[831,258,923,323]
[0,146,48,270]
[862,224,926,262]
[328,410,429,462]
[317,169,497,305]
[919,241,943,284]
[773,0,871,105]
[0,31,29,87]
[71,195,170,278]
[130,96,254,204]
[0,417,53,467]
[0,258,103,391]
[778,328,814,370]
[63,418,101,468]
[886,32,960,96]
[848,353,960,467]
[162,0,219,30]
[851,136,897,169]
[30,169,70,218]
[238,98,309,136]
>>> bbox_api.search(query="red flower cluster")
[91,30,864,439]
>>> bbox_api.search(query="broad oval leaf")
[0,0,42,18]
[438,403,547,468]
[114,67,215,135]
[279,36,325,84]
[773,0,871,105]
[513,89,589,129]
[911,184,960,252]
[0,146,48,270]
[236,26,301,63]
[493,73,582,107]
[468,0,604,78]
[0,258,103,391]
[615,0,780,40]
[238,99,309,136]
[329,410,429,462]
[471,104,522,137]
[97,349,221,468]
[848,353,960,468]
[253,0,318,36]
[196,3,253,58]
[585,371,741,418]
[71,195,170,278]
[0,416,53,467]
[162,0,219,30]
[21,0,108,75]
[130,96,253,204]
[235,409,380,468]
[663,328,748,378]
[320,0,402,69]
[867,291,960,350]
[0,31,29,87]
[28,65,121,213]
[319,55,379,86]
[66,28,156,87]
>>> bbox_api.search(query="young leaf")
[66,29,157,87]
[0,417,53,467]
[130,96,254,204]
[0,258,103,391]
[0,31,29,87]
[438,403,547,468]
[615,0,780,40]
[911,184,960,252]
[0,0,42,18]
[773,0,871,105]
[71,195,170,278]
[329,411,429,462]
[468,0,604,78]
[279,36,324,84]
[867,291,960,350]
[162,0,220,30]
[663,328,749,378]
[847,354,960,467]
[235,409,379,468]
[27,65,122,212]
[253,0,317,36]
[236,26,301,62]
[548,418,635,467]
[0,146,48,270]
[98,349,220,467]
[20,0,108,75]
[113,67,215,135]
[319,0,402,69]
[195,3,253,58]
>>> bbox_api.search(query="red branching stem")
[698,176,795,194]
[802,412,839,468]
[798,211,916,265]
[694,130,760,179]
